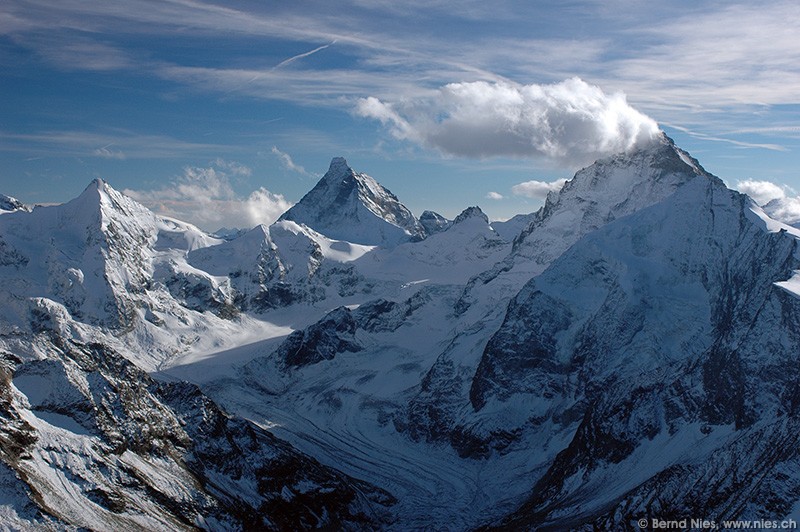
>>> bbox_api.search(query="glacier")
[2,133,800,529]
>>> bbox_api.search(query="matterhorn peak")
[278,157,424,247]
[325,156,353,179]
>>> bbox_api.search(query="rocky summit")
[2,135,800,529]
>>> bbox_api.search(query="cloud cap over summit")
[357,77,660,167]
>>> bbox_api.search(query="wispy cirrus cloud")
[20,34,134,71]
[663,124,788,152]
[0,129,230,159]
[271,146,311,177]
[599,2,800,117]
[93,144,126,159]
[6,1,798,128]
[155,64,433,106]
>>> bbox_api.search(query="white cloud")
[734,179,787,205]
[735,179,800,227]
[511,178,568,199]
[242,187,294,227]
[356,78,660,167]
[214,158,252,176]
[271,146,310,176]
[485,191,503,200]
[124,161,291,231]
[610,2,800,113]
[763,196,800,227]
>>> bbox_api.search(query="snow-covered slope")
[356,206,509,285]
[404,133,718,454]
[186,220,376,311]
[479,176,800,529]
[490,212,535,241]
[0,179,270,372]
[4,138,800,529]
[0,337,392,530]
[0,179,159,329]
[279,157,424,247]
[461,132,713,308]
[206,137,800,529]
[0,194,30,213]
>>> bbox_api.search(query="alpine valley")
[2,132,800,530]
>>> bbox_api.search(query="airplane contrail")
[273,40,336,70]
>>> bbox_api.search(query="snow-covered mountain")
[3,138,800,529]
[279,157,424,247]
[479,175,800,530]
[0,194,30,213]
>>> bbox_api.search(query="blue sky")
[2,0,800,229]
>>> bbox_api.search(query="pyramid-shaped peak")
[279,158,423,246]
[61,178,155,233]
[419,210,451,236]
[591,131,710,178]
[510,133,720,264]
[327,157,353,176]
[453,206,489,225]
[75,178,106,199]
[75,178,133,207]
[319,157,361,188]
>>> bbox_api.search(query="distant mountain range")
[2,132,800,529]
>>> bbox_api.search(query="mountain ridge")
[3,137,800,529]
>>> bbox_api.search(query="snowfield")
[3,137,800,529]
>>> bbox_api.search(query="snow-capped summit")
[511,132,715,266]
[453,205,489,225]
[468,155,800,529]
[279,157,424,247]
[457,132,714,317]
[0,179,161,329]
[0,193,30,213]
[7,139,800,530]
[419,210,451,235]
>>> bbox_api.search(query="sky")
[2,0,800,229]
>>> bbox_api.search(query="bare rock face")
[2,337,393,530]
[4,137,800,529]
